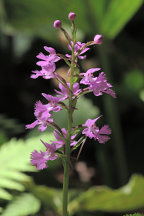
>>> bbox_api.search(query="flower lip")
[82,117,111,143]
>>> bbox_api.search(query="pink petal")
[36,52,47,60]
[44,46,56,54]
[99,125,111,135]
[26,120,38,129]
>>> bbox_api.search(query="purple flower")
[31,141,58,170]
[68,12,76,21]
[36,47,60,66]
[89,72,116,98]
[94,34,103,45]
[80,68,101,85]
[31,64,56,79]
[82,117,111,143]
[31,46,60,79]
[80,69,116,98]
[42,93,62,112]
[66,41,90,59]
[51,128,77,147]
[54,20,62,28]
[26,101,53,132]
[55,82,81,100]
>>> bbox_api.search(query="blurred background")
[0,0,144,215]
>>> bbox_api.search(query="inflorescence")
[26,12,116,170]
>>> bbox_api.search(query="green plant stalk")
[97,42,128,185]
[84,0,128,186]
[62,26,75,216]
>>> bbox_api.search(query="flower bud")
[53,20,62,29]
[94,34,103,45]
[68,12,76,21]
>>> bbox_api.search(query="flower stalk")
[62,24,76,215]
[26,11,116,216]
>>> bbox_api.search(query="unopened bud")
[54,20,62,29]
[68,12,76,21]
[94,34,103,45]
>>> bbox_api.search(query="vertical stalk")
[62,26,75,216]
[97,41,128,185]
[84,0,128,186]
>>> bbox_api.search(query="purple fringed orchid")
[31,46,60,79]
[55,82,81,100]
[82,117,111,143]
[51,128,77,148]
[80,68,101,85]
[42,93,62,112]
[89,72,116,98]
[66,41,90,60]
[80,68,116,98]
[31,141,58,170]
[27,12,116,216]
[26,101,53,132]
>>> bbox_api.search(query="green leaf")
[27,182,62,212]
[0,177,24,191]
[68,174,144,214]
[2,0,143,43]
[1,193,40,216]
[101,0,143,38]
[88,0,111,28]
[0,132,55,199]
[70,127,83,136]
[72,136,86,152]
[124,214,144,216]
[26,181,81,214]
[0,188,12,200]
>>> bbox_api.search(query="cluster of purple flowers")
[26,12,116,170]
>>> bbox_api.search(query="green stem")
[98,42,128,185]
[85,0,128,186]
[62,24,76,216]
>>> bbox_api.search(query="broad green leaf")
[30,184,62,212]
[0,132,55,199]
[2,0,143,44]
[124,214,144,216]
[0,170,30,181]
[68,174,144,214]
[0,188,12,200]
[88,0,111,28]
[26,181,80,214]
[4,0,88,30]
[1,193,40,216]
[2,0,87,42]
[101,0,143,38]
[140,90,144,102]
[0,177,24,191]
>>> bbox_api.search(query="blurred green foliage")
[1,193,40,216]
[124,214,144,216]
[1,0,142,40]
[0,114,24,142]
[0,0,144,215]
[68,175,144,214]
